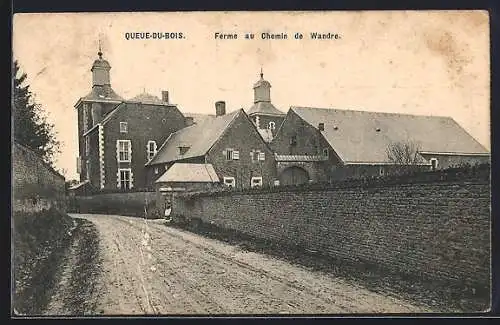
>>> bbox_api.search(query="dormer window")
[178,146,190,155]
[120,122,128,133]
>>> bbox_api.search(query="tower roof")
[247,102,285,116]
[91,44,111,70]
[253,69,271,88]
[91,58,111,70]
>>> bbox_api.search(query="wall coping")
[182,163,490,199]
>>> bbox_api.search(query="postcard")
[12,10,491,316]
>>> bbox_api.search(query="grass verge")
[12,208,75,315]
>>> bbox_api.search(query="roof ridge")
[290,106,452,119]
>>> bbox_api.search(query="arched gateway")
[279,166,310,186]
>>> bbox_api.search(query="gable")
[208,109,275,157]
[147,110,242,165]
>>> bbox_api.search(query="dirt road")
[62,213,431,315]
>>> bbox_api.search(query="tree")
[386,140,425,175]
[12,60,60,167]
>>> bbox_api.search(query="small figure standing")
[164,200,172,222]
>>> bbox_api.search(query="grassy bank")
[12,208,75,315]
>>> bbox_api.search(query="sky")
[12,10,490,180]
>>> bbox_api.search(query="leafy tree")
[12,60,60,166]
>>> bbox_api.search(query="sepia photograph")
[11,10,491,315]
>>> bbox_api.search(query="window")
[76,157,81,174]
[251,176,263,188]
[225,149,239,160]
[430,158,438,171]
[85,137,90,156]
[252,150,266,162]
[82,103,90,131]
[117,140,131,162]
[86,160,90,181]
[379,166,385,176]
[290,135,297,146]
[120,122,128,133]
[147,141,157,161]
[268,121,276,130]
[154,167,159,174]
[118,168,132,190]
[323,148,329,157]
[223,177,235,188]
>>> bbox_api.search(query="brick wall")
[206,111,277,188]
[271,110,335,158]
[12,142,66,213]
[419,153,490,170]
[68,191,158,218]
[104,102,187,190]
[176,165,491,289]
[251,114,285,138]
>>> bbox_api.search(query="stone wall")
[176,164,491,290]
[68,191,158,218]
[12,142,66,213]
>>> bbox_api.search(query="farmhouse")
[271,106,490,185]
[146,104,277,190]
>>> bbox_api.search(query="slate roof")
[155,163,220,183]
[291,106,489,164]
[247,102,285,116]
[81,85,123,102]
[91,57,111,69]
[147,109,242,165]
[68,180,90,190]
[184,113,217,125]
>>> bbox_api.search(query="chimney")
[161,90,169,104]
[318,123,325,131]
[215,101,226,117]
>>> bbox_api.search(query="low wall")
[176,165,491,290]
[12,142,66,213]
[68,191,159,218]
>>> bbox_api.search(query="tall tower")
[247,69,285,142]
[74,42,123,185]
